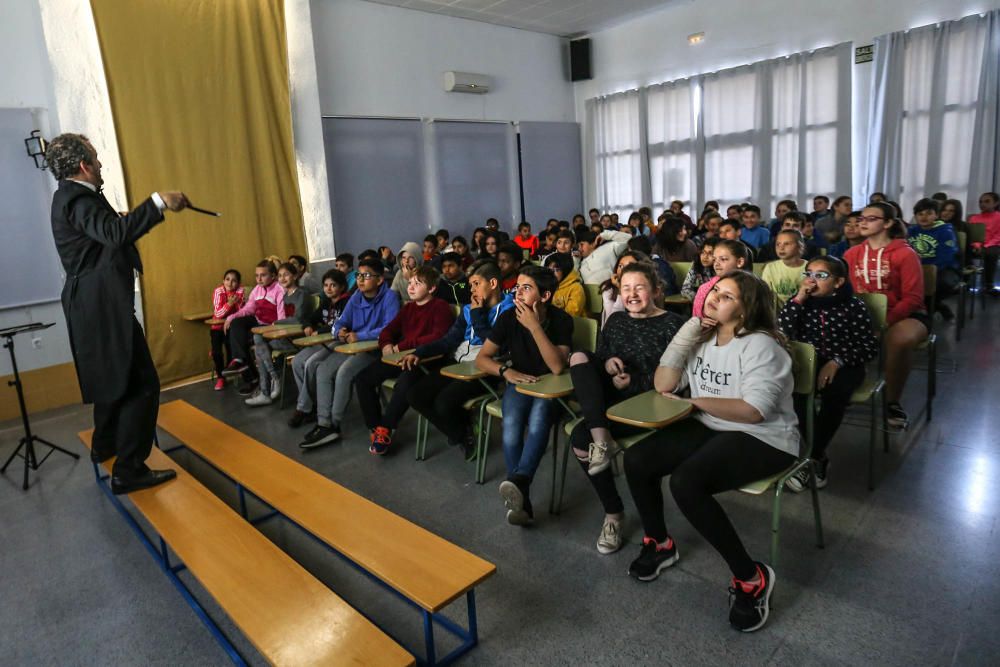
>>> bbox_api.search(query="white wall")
[574,0,1000,206]
[310,0,575,122]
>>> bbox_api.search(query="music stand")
[0,322,79,489]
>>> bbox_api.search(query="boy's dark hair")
[781,211,808,226]
[435,229,450,240]
[719,219,741,231]
[776,199,797,211]
[223,268,241,283]
[984,192,1000,202]
[321,268,348,289]
[486,217,499,226]
[627,234,653,255]
[704,211,724,224]
[423,234,438,246]
[576,229,597,244]
[931,192,948,202]
[357,256,386,276]
[470,259,502,283]
[833,195,852,208]
[743,205,761,216]
[439,251,462,267]
[543,251,574,276]
[813,195,830,204]
[518,265,558,301]
[288,254,308,268]
[413,265,440,288]
[497,241,523,263]
[558,219,570,229]
[572,214,586,224]
[556,229,575,243]
[518,221,531,230]
[726,204,742,214]
[638,206,652,219]
[588,208,600,216]
[335,252,354,267]
[544,229,558,240]
[357,249,378,262]
[256,259,277,274]
[913,198,941,215]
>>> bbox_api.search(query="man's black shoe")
[111,469,177,495]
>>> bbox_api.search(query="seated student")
[423,234,441,268]
[726,204,743,221]
[693,211,723,246]
[816,196,853,244]
[544,252,586,317]
[600,250,648,328]
[450,235,475,271]
[437,252,471,305]
[940,199,966,237]
[497,242,524,293]
[969,191,1000,293]
[692,239,751,318]
[800,216,828,258]
[760,230,807,300]
[844,202,927,429]
[289,254,321,293]
[546,218,560,232]
[406,260,515,458]
[513,221,540,258]
[539,229,558,258]
[300,257,401,449]
[810,195,832,223]
[628,234,678,295]
[624,272,799,634]
[547,229,579,268]
[681,239,718,301]
[908,197,960,319]
[655,216,699,262]
[245,263,316,406]
[740,205,771,250]
[767,200,798,239]
[435,228,450,253]
[590,221,605,236]
[478,231,501,261]
[224,260,285,395]
[718,219,756,259]
[579,228,632,284]
[599,213,615,230]
[471,228,487,258]
[568,262,685,553]
[335,253,357,291]
[378,246,397,275]
[475,265,572,526]
[869,192,887,204]
[485,217,510,242]
[354,266,455,455]
[288,269,350,427]
[391,242,422,303]
[827,212,863,258]
[778,256,878,490]
[622,211,643,237]
[210,269,245,391]
[669,200,695,233]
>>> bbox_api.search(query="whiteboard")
[0,108,63,309]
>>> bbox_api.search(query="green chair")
[752,263,766,277]
[737,341,824,569]
[965,223,988,317]
[583,283,603,319]
[668,261,692,288]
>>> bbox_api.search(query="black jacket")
[777,283,879,368]
[51,180,164,403]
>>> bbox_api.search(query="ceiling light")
[688,32,705,45]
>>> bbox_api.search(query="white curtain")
[585,43,852,217]
[586,90,644,217]
[866,12,998,214]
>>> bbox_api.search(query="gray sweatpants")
[314,350,377,427]
[292,345,332,412]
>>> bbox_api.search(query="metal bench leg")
[423,610,437,666]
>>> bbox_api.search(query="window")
[587,90,643,217]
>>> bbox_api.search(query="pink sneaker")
[214,378,225,391]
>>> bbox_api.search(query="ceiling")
[361,0,688,38]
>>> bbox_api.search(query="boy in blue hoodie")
[404,260,515,459]
[908,197,960,319]
[300,257,400,449]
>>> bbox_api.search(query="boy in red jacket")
[513,221,539,258]
[354,265,455,455]
[843,202,928,429]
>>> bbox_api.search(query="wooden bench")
[155,400,496,665]
[78,430,413,667]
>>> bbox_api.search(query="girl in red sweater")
[354,265,455,455]
[843,202,928,429]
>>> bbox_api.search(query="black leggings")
[984,245,1000,291]
[795,362,865,461]
[210,329,231,376]
[407,372,498,445]
[355,361,444,431]
[624,419,795,580]
[227,316,258,380]
[569,352,646,515]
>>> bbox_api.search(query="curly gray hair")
[45,133,93,181]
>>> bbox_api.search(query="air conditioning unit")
[443,71,492,94]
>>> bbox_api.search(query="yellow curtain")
[90,0,306,383]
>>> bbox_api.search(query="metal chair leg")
[477,413,493,485]
[770,483,783,569]
[808,460,825,549]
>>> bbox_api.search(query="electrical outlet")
[31,337,42,349]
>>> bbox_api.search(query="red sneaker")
[213,378,225,391]
[369,427,392,456]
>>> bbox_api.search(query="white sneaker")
[268,373,281,400]
[244,391,272,407]
[596,516,623,554]
[587,441,618,476]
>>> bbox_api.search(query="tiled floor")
[1,304,997,666]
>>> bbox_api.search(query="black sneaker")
[729,562,775,632]
[237,379,258,397]
[299,423,341,449]
[499,479,534,526]
[886,402,909,430]
[937,303,955,322]
[287,410,311,428]
[628,536,679,582]
[814,458,829,489]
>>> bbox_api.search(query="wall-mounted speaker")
[570,39,592,82]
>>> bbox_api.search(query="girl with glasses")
[777,257,879,490]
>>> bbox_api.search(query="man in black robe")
[47,133,188,494]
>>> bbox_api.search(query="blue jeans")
[501,384,558,482]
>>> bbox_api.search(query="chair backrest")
[571,316,598,353]
[452,303,462,318]
[957,230,968,266]
[307,292,321,312]
[858,292,888,335]
[669,262,692,285]
[922,264,937,298]
[968,222,986,246]
[522,248,531,260]
[583,283,603,316]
